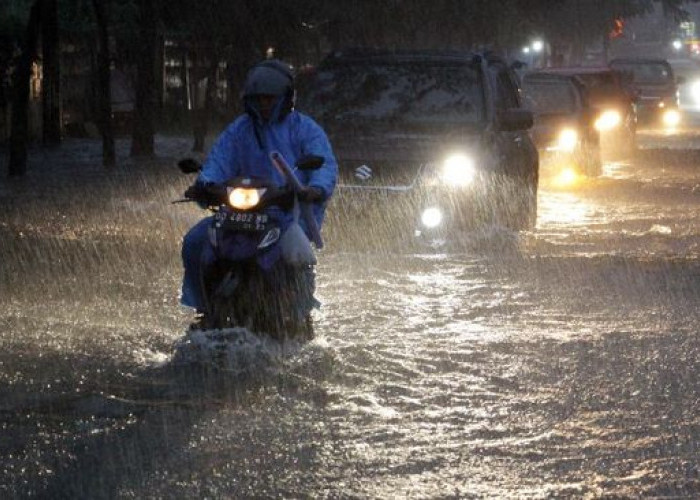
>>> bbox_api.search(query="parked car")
[609,57,682,128]
[521,71,601,177]
[296,49,539,240]
[534,66,637,154]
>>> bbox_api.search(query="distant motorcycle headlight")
[441,154,476,186]
[421,207,443,228]
[594,110,621,131]
[228,187,265,209]
[557,128,578,152]
[662,109,681,128]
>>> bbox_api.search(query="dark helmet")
[243,59,295,121]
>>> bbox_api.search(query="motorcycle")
[177,152,325,341]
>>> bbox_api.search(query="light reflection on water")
[0,137,699,497]
[537,191,596,227]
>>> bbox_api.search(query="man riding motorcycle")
[180,59,338,327]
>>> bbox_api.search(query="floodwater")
[1,130,699,498]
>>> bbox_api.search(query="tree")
[130,0,157,157]
[8,0,42,177]
[41,0,60,145]
[91,0,115,166]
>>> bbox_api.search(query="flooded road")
[1,132,699,498]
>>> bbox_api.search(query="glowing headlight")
[421,207,443,228]
[594,110,621,131]
[228,187,265,209]
[554,167,580,187]
[557,128,578,152]
[662,109,681,128]
[441,154,476,186]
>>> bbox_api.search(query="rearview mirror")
[295,155,324,170]
[498,109,533,131]
[178,158,202,174]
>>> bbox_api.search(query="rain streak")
[2,1,700,498]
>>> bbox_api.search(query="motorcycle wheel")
[204,262,316,341]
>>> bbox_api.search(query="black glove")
[184,182,224,205]
[184,183,206,201]
[298,186,324,203]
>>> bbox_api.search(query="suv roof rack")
[320,47,490,67]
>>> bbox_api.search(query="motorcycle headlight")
[441,154,476,186]
[228,187,266,210]
[594,110,621,131]
[662,108,681,128]
[557,128,578,152]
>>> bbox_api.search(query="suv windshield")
[297,60,484,129]
[610,61,673,85]
[522,77,577,115]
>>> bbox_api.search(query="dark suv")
[296,49,538,241]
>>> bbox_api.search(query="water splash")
[171,327,311,376]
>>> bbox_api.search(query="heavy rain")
[1,1,700,498]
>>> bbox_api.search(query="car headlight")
[595,110,621,131]
[421,207,443,228]
[557,128,578,152]
[662,109,681,128]
[441,153,476,186]
[228,187,265,209]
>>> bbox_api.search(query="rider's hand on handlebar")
[298,186,324,203]
[184,183,206,200]
[184,182,225,206]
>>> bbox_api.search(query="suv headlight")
[441,154,476,186]
[421,207,443,228]
[662,109,681,128]
[595,110,621,131]
[556,128,578,152]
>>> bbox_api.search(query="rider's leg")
[180,217,213,310]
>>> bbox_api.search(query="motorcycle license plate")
[216,211,269,231]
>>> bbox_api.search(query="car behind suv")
[609,57,681,129]
[531,66,637,155]
[296,49,538,242]
[521,71,601,178]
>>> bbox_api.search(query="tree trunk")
[41,0,61,145]
[91,0,115,166]
[8,0,42,177]
[130,0,157,157]
[180,49,190,112]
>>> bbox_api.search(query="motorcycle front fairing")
[208,204,295,271]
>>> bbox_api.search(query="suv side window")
[496,69,520,110]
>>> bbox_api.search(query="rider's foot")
[189,313,208,331]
